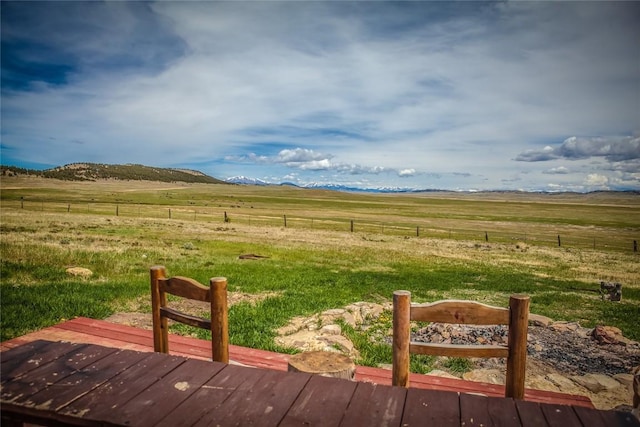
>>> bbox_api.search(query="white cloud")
[543,166,570,175]
[516,136,640,163]
[585,173,610,189]
[277,148,331,164]
[2,1,639,191]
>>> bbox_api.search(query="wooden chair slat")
[392,290,530,400]
[410,342,509,358]
[410,300,510,325]
[159,276,210,301]
[150,266,229,363]
[160,307,212,330]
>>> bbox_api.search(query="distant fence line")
[6,199,639,253]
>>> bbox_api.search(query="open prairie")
[1,176,639,356]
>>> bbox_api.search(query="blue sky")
[1,1,639,192]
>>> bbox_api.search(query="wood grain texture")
[2,341,632,427]
[1,318,597,409]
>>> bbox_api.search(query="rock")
[572,373,621,393]
[549,321,580,333]
[65,267,93,277]
[320,309,357,328]
[426,369,459,379]
[571,375,605,393]
[322,308,346,317]
[528,375,561,392]
[320,324,341,335]
[344,305,364,324]
[575,326,593,339]
[276,317,306,336]
[547,373,582,391]
[591,325,624,345]
[529,314,553,327]
[462,369,505,385]
[592,374,622,391]
[613,373,634,387]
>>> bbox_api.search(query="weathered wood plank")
[3,340,637,427]
[23,349,149,414]
[1,343,116,406]
[515,400,550,427]
[59,351,186,422]
[487,394,521,426]
[339,382,406,427]
[194,369,311,427]
[159,364,269,427]
[401,388,460,427]
[0,339,52,369]
[58,317,290,369]
[1,340,81,384]
[540,403,583,427]
[574,405,640,427]
[0,319,598,409]
[279,375,358,426]
[460,392,494,426]
[107,358,221,426]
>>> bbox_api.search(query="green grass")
[1,178,638,370]
[443,357,474,374]
[0,280,145,340]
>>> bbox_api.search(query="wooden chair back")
[150,266,229,363]
[392,291,530,399]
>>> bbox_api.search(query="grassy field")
[1,176,639,370]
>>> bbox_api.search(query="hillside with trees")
[0,163,227,184]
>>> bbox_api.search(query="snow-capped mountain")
[224,176,270,186]
[224,176,430,193]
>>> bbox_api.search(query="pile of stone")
[274,302,639,410]
[413,323,508,346]
[275,301,390,359]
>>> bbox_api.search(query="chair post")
[505,294,530,399]
[150,266,169,353]
[210,277,229,363]
[392,290,411,387]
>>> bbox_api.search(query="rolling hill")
[0,163,227,184]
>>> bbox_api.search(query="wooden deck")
[3,340,638,427]
[1,317,596,408]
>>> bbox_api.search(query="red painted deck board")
[1,317,595,409]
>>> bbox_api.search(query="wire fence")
[4,199,639,254]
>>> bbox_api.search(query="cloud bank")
[1,1,639,191]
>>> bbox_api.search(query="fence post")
[485,231,488,242]
[116,204,119,216]
[169,209,171,219]
[224,211,228,223]
[634,240,638,252]
[67,204,70,213]
[350,220,354,232]
[284,215,287,227]
[557,235,561,247]
[21,197,24,209]
[416,226,419,237]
